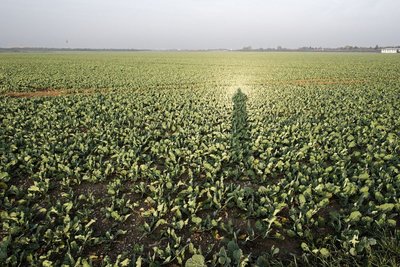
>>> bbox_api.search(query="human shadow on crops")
[230,88,251,179]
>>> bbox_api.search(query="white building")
[381,48,399,53]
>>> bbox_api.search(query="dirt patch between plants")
[2,88,105,98]
[4,90,65,98]
[2,78,366,98]
[291,79,365,85]
[265,78,366,86]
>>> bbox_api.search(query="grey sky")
[1,0,399,49]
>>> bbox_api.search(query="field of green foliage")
[1,52,399,266]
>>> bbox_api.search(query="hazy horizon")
[1,0,399,49]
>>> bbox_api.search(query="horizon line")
[1,45,400,52]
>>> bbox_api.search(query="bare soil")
[2,88,102,98]
[1,79,366,99]
[4,90,65,98]
[270,78,366,86]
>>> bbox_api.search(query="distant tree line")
[238,45,400,53]
[1,45,399,53]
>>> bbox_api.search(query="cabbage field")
[0,52,399,266]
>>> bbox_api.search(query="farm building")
[381,48,399,53]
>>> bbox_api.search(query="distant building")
[381,48,399,53]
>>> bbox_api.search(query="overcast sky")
[1,0,399,49]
